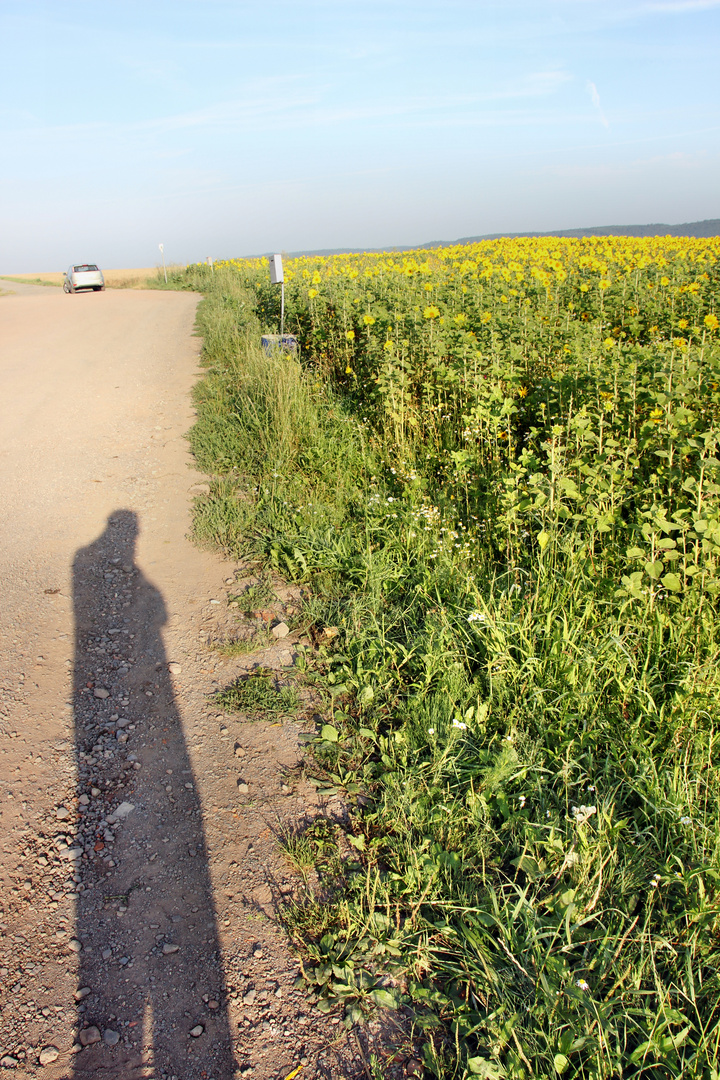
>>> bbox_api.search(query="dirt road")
[0,286,376,1079]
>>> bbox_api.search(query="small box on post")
[269,254,284,285]
[268,253,286,339]
[261,333,299,355]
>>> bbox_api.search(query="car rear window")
[73,264,99,272]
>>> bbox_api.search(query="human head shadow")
[70,510,235,1079]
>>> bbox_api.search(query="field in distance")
[0,267,166,288]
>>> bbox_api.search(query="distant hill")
[275,219,719,259]
[440,219,720,245]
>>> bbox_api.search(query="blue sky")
[1,0,718,271]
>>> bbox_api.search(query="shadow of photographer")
[70,510,235,1079]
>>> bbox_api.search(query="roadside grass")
[231,573,276,615]
[213,629,272,657]
[179,253,720,1080]
[0,275,62,287]
[106,275,153,289]
[215,670,299,716]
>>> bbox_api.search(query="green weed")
[215,670,298,715]
[232,574,275,615]
[213,630,271,657]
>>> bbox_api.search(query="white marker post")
[269,253,284,338]
[159,243,167,284]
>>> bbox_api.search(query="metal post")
[269,254,285,341]
[159,243,167,284]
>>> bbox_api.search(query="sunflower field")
[179,234,720,1079]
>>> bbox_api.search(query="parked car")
[63,264,105,293]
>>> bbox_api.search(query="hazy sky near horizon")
[1,0,718,271]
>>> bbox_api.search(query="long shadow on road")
[70,510,235,1079]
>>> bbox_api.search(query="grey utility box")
[269,253,284,285]
[261,333,298,354]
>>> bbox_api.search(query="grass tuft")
[215,670,298,715]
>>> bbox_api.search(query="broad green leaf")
[321,724,339,742]
[358,685,374,705]
[345,1004,364,1025]
[662,573,682,592]
[537,530,550,552]
[370,988,399,1009]
[645,560,663,580]
[511,854,545,880]
[558,477,580,498]
[553,1054,570,1075]
[626,547,645,558]
[467,1058,506,1078]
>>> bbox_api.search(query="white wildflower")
[575,979,590,992]
[571,804,597,826]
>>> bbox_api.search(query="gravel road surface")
[0,287,389,1079]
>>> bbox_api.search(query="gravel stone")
[79,1026,101,1046]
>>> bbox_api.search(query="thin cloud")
[586,81,609,128]
[1,69,572,144]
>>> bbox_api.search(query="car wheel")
[63,283,70,293]
[100,285,105,291]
